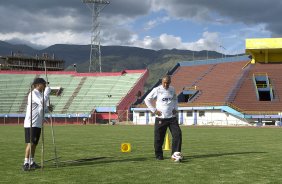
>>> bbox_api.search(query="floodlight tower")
[82,0,110,72]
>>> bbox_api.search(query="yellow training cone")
[121,143,131,152]
[163,132,171,151]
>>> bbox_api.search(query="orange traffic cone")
[163,132,171,151]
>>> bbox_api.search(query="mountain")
[0,41,38,56]
[0,41,231,88]
[42,45,160,72]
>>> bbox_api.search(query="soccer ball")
[171,152,183,162]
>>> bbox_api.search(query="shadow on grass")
[182,151,267,162]
[44,152,266,167]
[46,156,148,168]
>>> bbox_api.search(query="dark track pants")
[154,117,182,157]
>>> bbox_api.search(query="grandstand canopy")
[246,38,282,64]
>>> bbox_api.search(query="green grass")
[1,125,282,184]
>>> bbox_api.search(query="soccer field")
[1,125,282,184]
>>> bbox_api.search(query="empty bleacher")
[169,56,282,114]
[233,63,282,112]
[171,60,248,104]
[66,73,142,113]
[0,74,37,113]
[43,74,82,113]
[0,71,145,116]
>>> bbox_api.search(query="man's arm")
[43,86,51,105]
[43,86,52,112]
[172,89,178,115]
[144,88,157,113]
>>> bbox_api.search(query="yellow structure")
[246,38,282,64]
[121,143,131,152]
[163,132,171,151]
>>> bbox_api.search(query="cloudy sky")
[0,0,281,54]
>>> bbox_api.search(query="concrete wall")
[133,109,249,126]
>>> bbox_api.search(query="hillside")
[0,41,230,88]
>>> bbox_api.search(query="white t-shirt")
[144,85,178,119]
[24,87,51,128]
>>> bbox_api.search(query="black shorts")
[25,127,41,145]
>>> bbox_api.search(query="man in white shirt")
[22,78,51,171]
[144,75,182,160]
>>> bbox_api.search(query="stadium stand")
[0,69,148,124]
[171,61,247,103]
[132,47,282,126]
[233,63,282,112]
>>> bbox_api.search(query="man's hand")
[154,110,162,116]
[172,109,177,115]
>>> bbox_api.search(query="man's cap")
[33,78,47,85]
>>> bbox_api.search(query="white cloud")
[219,24,271,55]
[131,32,220,51]
[185,32,220,51]
[0,31,91,48]
[1,0,280,52]
[144,16,170,31]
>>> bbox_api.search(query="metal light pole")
[107,94,112,124]
[73,64,77,72]
[220,45,226,58]
[82,0,110,73]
